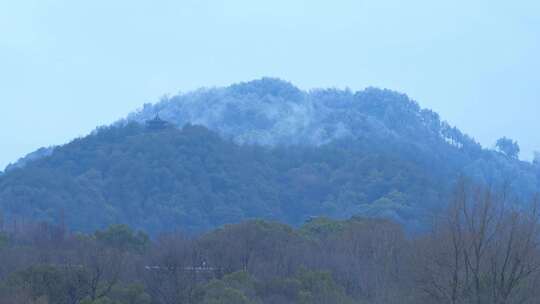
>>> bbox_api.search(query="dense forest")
[0,123,442,233]
[1,79,539,233]
[1,182,539,304]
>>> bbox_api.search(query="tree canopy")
[496,136,520,159]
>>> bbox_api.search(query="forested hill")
[0,123,443,233]
[0,78,538,233]
[125,78,539,198]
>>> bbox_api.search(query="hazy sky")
[1,0,539,169]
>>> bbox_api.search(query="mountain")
[0,78,538,233]
[125,78,539,198]
[0,123,441,233]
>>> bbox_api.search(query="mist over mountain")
[126,78,478,149]
[125,78,540,197]
[0,78,538,233]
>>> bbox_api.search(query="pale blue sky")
[1,0,539,169]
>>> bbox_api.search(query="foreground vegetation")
[1,181,539,304]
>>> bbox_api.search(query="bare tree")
[325,219,408,303]
[143,233,204,304]
[71,239,124,302]
[419,180,540,304]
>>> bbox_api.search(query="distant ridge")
[0,78,538,233]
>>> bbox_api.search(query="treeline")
[1,181,539,304]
